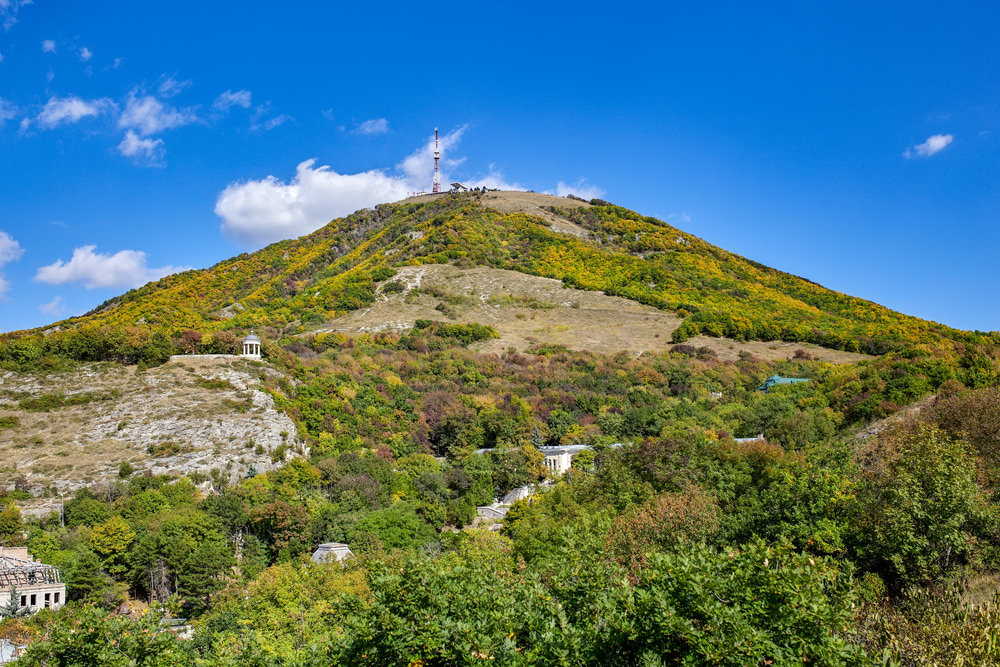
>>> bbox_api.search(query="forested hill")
[9,191,992,353]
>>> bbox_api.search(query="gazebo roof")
[243,331,260,343]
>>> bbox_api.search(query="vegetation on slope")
[3,193,1000,664]
[5,193,994,357]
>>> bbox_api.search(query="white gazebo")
[242,331,261,358]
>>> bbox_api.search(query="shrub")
[605,486,719,577]
[852,423,996,591]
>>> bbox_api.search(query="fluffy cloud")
[0,230,22,265]
[34,96,115,128]
[555,179,605,200]
[214,127,597,246]
[464,167,523,191]
[398,126,467,188]
[0,230,23,300]
[904,134,954,158]
[34,245,188,289]
[39,295,65,316]
[118,92,197,136]
[41,39,56,53]
[216,160,411,245]
[355,118,389,135]
[118,130,164,164]
[213,89,252,113]
[216,129,473,245]
[79,46,92,62]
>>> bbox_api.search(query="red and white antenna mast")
[432,127,441,193]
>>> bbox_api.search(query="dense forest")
[1,316,1000,664]
[3,194,1000,664]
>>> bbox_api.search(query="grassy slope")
[17,193,986,353]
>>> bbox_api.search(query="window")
[30,594,36,607]
[44,593,50,607]
[19,595,26,606]
[54,592,60,604]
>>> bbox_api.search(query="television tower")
[432,127,441,193]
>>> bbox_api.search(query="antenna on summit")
[432,127,441,194]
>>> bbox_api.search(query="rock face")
[0,356,300,502]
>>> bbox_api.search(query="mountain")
[11,190,984,357]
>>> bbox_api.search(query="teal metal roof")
[757,375,810,392]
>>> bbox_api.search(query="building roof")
[757,375,810,391]
[243,331,260,343]
[0,550,62,587]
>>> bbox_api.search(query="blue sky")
[1,1,998,333]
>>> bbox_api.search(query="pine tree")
[0,586,29,619]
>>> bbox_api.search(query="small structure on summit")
[311,543,353,564]
[242,330,261,358]
[757,374,810,393]
[0,547,66,616]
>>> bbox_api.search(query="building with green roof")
[757,374,810,392]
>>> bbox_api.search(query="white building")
[311,543,353,563]
[242,331,261,358]
[0,547,66,615]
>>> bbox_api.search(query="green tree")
[851,424,996,590]
[0,586,29,619]
[64,549,116,606]
[90,516,136,578]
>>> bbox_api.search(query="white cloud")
[33,95,115,129]
[118,92,197,135]
[250,103,291,132]
[0,230,24,301]
[213,89,251,113]
[398,126,467,189]
[157,76,190,99]
[1,0,31,30]
[34,245,188,289]
[355,118,389,135]
[118,130,164,164]
[0,230,23,266]
[39,295,64,316]
[79,46,92,61]
[0,97,16,125]
[465,166,523,191]
[215,127,598,246]
[554,179,605,200]
[904,133,954,158]
[41,39,55,53]
[215,159,412,245]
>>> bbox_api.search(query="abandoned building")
[0,547,66,615]
[310,543,354,563]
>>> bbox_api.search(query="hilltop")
[7,190,986,357]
